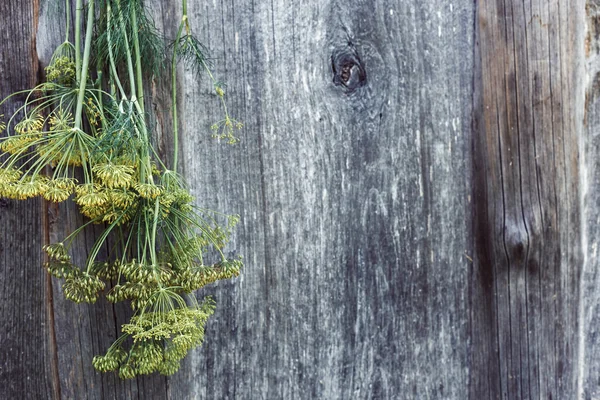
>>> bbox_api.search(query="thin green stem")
[106,0,128,99]
[114,0,137,101]
[74,0,96,129]
[130,3,145,115]
[171,20,185,172]
[64,0,71,43]
[75,0,82,81]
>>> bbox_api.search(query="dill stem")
[64,0,71,43]
[171,19,185,172]
[74,0,95,129]
[130,4,145,115]
[114,0,137,101]
[106,0,127,99]
[75,0,82,81]
[113,0,153,183]
[150,197,160,266]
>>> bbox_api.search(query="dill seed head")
[14,178,48,200]
[134,183,164,199]
[44,186,71,202]
[0,167,22,183]
[45,56,76,84]
[43,243,70,261]
[48,110,73,131]
[118,364,136,380]
[93,163,135,189]
[14,113,44,135]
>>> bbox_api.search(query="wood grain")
[0,0,58,399]
[473,0,585,398]
[174,0,475,398]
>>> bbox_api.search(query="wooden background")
[2,0,600,398]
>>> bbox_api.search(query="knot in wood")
[331,45,366,93]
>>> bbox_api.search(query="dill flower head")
[134,183,164,199]
[210,115,243,144]
[48,109,73,131]
[45,56,76,84]
[43,242,70,261]
[62,271,105,303]
[1,136,36,155]
[106,188,137,208]
[75,183,108,207]
[14,177,48,200]
[14,113,44,135]
[43,179,76,202]
[93,163,135,189]
[0,167,22,183]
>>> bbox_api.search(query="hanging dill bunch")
[0,0,244,380]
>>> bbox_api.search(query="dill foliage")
[0,0,243,378]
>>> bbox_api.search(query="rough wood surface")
[174,0,475,398]
[473,0,585,398]
[0,1,59,399]
[3,0,600,399]
[579,1,600,399]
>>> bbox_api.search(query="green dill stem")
[86,215,123,273]
[106,0,127,99]
[150,197,160,267]
[74,0,96,129]
[114,0,137,102]
[130,3,145,115]
[75,0,82,81]
[171,19,185,172]
[113,0,153,183]
[65,0,71,43]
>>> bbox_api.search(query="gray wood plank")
[175,0,475,399]
[578,1,600,399]
[0,1,58,399]
[473,0,584,398]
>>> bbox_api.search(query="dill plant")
[0,0,243,378]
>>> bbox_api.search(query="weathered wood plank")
[0,1,58,399]
[176,0,475,398]
[473,0,585,398]
[578,1,600,399]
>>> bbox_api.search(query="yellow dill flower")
[107,189,137,208]
[1,136,34,155]
[75,183,108,207]
[0,167,22,183]
[76,191,108,207]
[75,183,100,196]
[45,56,76,84]
[0,182,17,198]
[14,178,48,200]
[51,177,77,191]
[93,163,135,189]
[134,183,163,199]
[101,210,127,224]
[48,110,73,131]
[43,185,72,202]
[14,113,44,135]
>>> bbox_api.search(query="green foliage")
[0,0,242,379]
